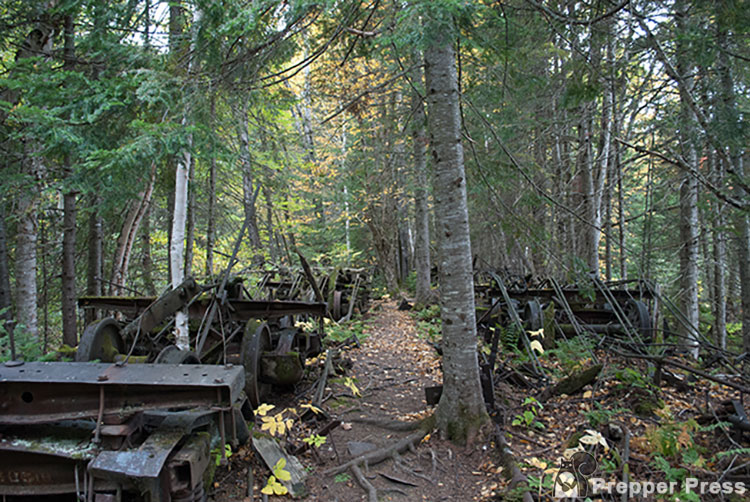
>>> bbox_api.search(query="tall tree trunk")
[676,0,700,358]
[424,19,489,443]
[184,156,196,277]
[10,6,57,340]
[238,104,262,248]
[412,69,431,306]
[86,196,102,325]
[15,151,45,339]
[141,201,156,296]
[61,12,77,347]
[170,4,199,349]
[171,140,191,348]
[710,156,727,348]
[206,91,217,277]
[110,165,156,294]
[0,202,12,322]
[715,10,750,354]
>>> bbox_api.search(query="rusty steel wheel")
[624,299,652,342]
[241,320,272,408]
[155,345,201,364]
[75,317,125,362]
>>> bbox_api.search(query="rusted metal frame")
[490,273,545,378]
[0,362,243,425]
[343,273,361,322]
[93,386,105,445]
[592,277,646,350]
[196,219,250,356]
[549,278,599,364]
[200,324,244,363]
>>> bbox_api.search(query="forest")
[0,0,749,501]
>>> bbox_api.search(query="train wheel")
[155,345,201,364]
[624,299,652,342]
[241,321,272,407]
[75,317,125,362]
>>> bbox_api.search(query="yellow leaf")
[301,403,323,415]
[582,390,593,399]
[529,340,544,354]
[528,328,544,339]
[277,468,291,482]
[255,403,275,417]
[529,457,547,469]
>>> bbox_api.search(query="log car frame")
[76,277,327,407]
[475,272,654,345]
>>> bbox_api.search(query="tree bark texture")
[61,13,77,347]
[206,90,217,277]
[0,202,12,321]
[676,0,700,358]
[86,197,103,325]
[110,164,156,295]
[424,26,489,443]
[411,73,431,306]
[239,103,262,248]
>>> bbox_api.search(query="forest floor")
[208,300,750,502]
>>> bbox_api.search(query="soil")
[208,300,506,502]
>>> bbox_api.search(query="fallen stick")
[313,349,335,407]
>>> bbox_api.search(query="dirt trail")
[211,300,504,502]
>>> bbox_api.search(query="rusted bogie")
[0,361,247,501]
[475,273,654,344]
[76,276,327,408]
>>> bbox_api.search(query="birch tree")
[423,6,489,443]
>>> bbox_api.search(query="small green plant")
[512,396,544,430]
[302,434,327,448]
[324,319,367,345]
[582,402,628,428]
[544,336,594,374]
[211,444,232,466]
[334,472,351,483]
[413,305,442,342]
[262,458,291,496]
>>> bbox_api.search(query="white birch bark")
[170,6,201,350]
[424,21,488,443]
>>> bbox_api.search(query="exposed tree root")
[493,425,534,502]
[351,464,377,502]
[349,416,425,431]
[324,426,431,476]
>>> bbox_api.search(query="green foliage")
[581,402,628,428]
[211,444,232,466]
[333,473,351,483]
[512,397,544,430]
[544,337,595,374]
[302,434,327,448]
[324,320,367,345]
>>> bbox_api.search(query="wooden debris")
[540,364,602,401]
[253,436,307,497]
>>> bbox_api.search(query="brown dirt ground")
[209,300,507,502]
